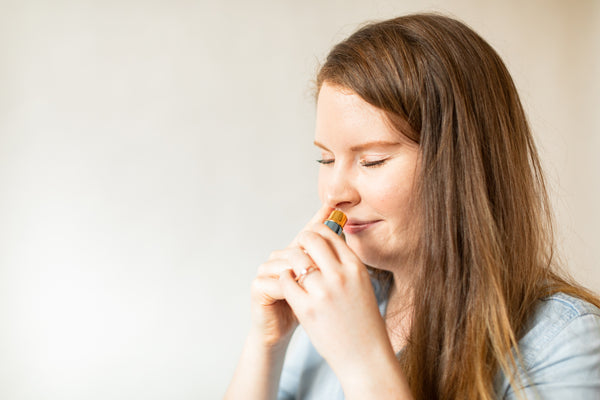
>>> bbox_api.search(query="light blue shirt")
[278,282,600,399]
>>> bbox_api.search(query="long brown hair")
[315,13,599,399]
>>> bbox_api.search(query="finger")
[305,203,335,228]
[251,275,286,304]
[285,247,317,278]
[257,259,294,278]
[296,230,341,277]
[311,223,369,280]
[267,249,288,261]
[312,221,356,264]
[263,247,316,278]
[273,247,324,293]
[279,268,308,310]
[294,265,323,292]
[291,204,334,247]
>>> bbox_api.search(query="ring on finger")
[295,265,319,287]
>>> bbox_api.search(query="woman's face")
[315,83,420,272]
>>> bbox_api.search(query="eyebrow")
[313,140,402,152]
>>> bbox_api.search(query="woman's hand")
[278,219,395,387]
[225,208,336,400]
[233,205,411,400]
[248,204,335,348]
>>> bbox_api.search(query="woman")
[225,13,600,399]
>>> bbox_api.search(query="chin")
[346,237,386,270]
[346,235,406,273]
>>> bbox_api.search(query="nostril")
[322,175,360,208]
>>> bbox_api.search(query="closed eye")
[360,159,387,167]
[316,159,334,165]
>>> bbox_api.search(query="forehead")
[315,83,397,147]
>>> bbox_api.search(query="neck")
[388,264,414,309]
[384,270,414,352]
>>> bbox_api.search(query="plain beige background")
[0,0,598,399]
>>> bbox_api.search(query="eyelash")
[316,159,388,168]
[316,159,334,165]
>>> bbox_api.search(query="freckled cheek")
[363,178,413,219]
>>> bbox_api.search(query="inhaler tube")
[324,210,347,236]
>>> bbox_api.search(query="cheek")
[361,173,413,216]
[317,169,328,202]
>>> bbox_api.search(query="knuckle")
[297,229,310,240]
[305,221,318,231]
[257,262,269,275]
[288,246,305,259]
[329,272,347,288]
[312,286,333,302]
[309,222,326,233]
[316,222,333,235]
[350,262,368,279]
[297,229,318,244]
[268,249,283,261]
[295,231,308,245]
[250,276,265,295]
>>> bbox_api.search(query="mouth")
[344,219,382,234]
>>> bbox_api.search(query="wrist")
[225,328,295,400]
[335,342,412,399]
[247,325,295,356]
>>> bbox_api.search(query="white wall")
[0,0,598,398]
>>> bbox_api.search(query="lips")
[344,219,381,234]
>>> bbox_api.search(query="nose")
[321,168,360,209]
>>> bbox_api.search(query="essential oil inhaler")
[324,210,347,236]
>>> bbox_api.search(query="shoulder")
[496,292,600,398]
[518,292,600,367]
